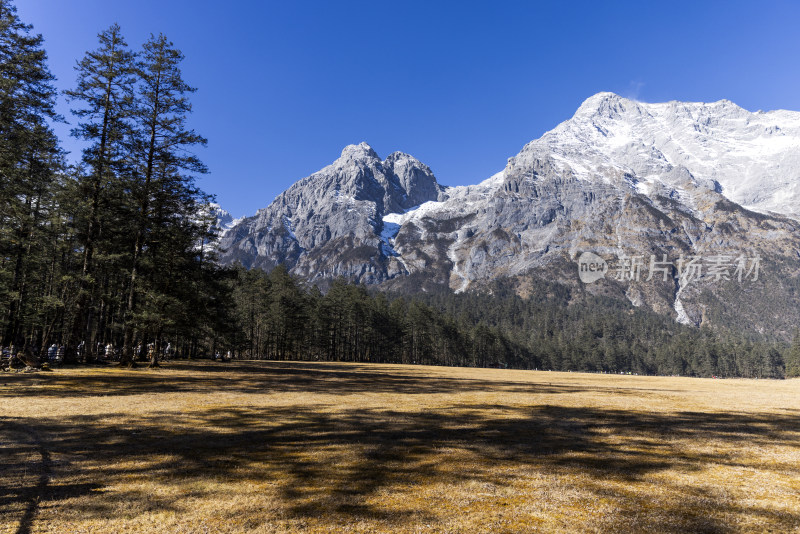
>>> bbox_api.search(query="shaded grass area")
[0,361,611,398]
[1,361,800,533]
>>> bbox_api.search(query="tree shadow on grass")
[0,420,106,534]
[0,360,681,399]
[2,401,800,532]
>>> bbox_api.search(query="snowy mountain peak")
[339,142,379,161]
[384,151,426,167]
[208,203,240,230]
[523,92,800,217]
[575,91,629,116]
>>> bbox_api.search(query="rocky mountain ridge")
[219,142,445,282]
[218,93,800,336]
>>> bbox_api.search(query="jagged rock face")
[219,94,800,336]
[218,142,445,282]
[388,161,800,336]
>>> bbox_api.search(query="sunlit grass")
[2,361,799,533]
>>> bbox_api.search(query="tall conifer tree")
[65,24,136,355]
[0,0,62,347]
[120,33,208,364]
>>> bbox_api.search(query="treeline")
[0,2,229,364]
[229,265,797,379]
[230,265,526,368]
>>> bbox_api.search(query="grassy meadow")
[1,360,799,533]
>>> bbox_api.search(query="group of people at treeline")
[1,341,180,367]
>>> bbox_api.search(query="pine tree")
[64,23,136,357]
[0,0,63,348]
[120,33,207,364]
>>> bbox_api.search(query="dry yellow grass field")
[1,361,799,533]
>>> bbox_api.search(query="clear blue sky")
[16,0,800,218]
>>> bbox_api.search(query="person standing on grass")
[147,342,161,368]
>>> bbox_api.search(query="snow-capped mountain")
[218,93,800,335]
[530,92,800,217]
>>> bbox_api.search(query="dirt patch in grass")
[2,361,799,533]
